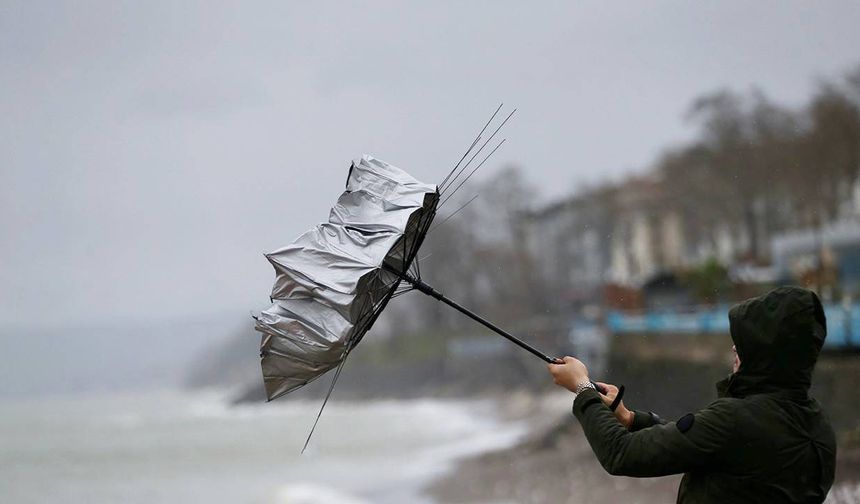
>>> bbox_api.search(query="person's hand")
[547,356,589,393]
[595,381,634,429]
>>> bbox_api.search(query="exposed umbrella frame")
[256,105,623,451]
[382,265,624,409]
[383,263,559,363]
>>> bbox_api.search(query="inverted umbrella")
[254,154,439,401]
[254,108,621,449]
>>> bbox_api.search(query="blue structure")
[607,304,860,350]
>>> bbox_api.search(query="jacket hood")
[718,286,827,398]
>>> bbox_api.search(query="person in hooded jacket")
[548,286,836,503]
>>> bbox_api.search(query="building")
[523,190,613,307]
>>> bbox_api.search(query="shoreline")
[422,390,681,504]
[424,392,860,504]
[0,390,528,504]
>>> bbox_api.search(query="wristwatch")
[574,381,596,395]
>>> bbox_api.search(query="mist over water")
[0,389,526,504]
[0,314,247,398]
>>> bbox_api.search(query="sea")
[0,390,527,504]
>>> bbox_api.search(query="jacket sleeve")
[629,409,666,432]
[572,389,737,477]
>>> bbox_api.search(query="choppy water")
[0,390,526,504]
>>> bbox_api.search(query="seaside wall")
[607,332,860,433]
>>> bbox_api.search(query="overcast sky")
[3,1,860,330]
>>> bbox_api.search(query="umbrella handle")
[388,266,560,363]
[584,382,625,410]
[609,385,626,411]
[385,266,625,406]
[548,360,624,408]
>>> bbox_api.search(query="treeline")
[381,65,860,338]
[659,66,860,261]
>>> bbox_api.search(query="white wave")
[263,483,371,504]
[1,389,530,504]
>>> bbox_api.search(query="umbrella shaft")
[394,270,558,364]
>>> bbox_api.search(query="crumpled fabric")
[254,155,438,400]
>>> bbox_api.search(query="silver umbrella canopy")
[251,106,601,451]
[254,155,438,401]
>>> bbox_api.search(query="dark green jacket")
[573,286,836,503]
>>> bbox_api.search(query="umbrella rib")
[367,277,401,296]
[410,215,424,277]
[301,352,350,454]
[439,139,506,208]
[403,211,422,278]
[440,105,507,192]
[429,193,479,234]
[391,288,414,299]
[302,282,392,453]
[408,203,436,279]
[350,235,418,349]
[441,136,480,191]
[439,103,503,189]
[410,236,421,278]
[440,108,516,194]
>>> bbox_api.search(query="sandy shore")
[425,391,860,504]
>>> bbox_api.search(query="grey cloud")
[2,0,860,332]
